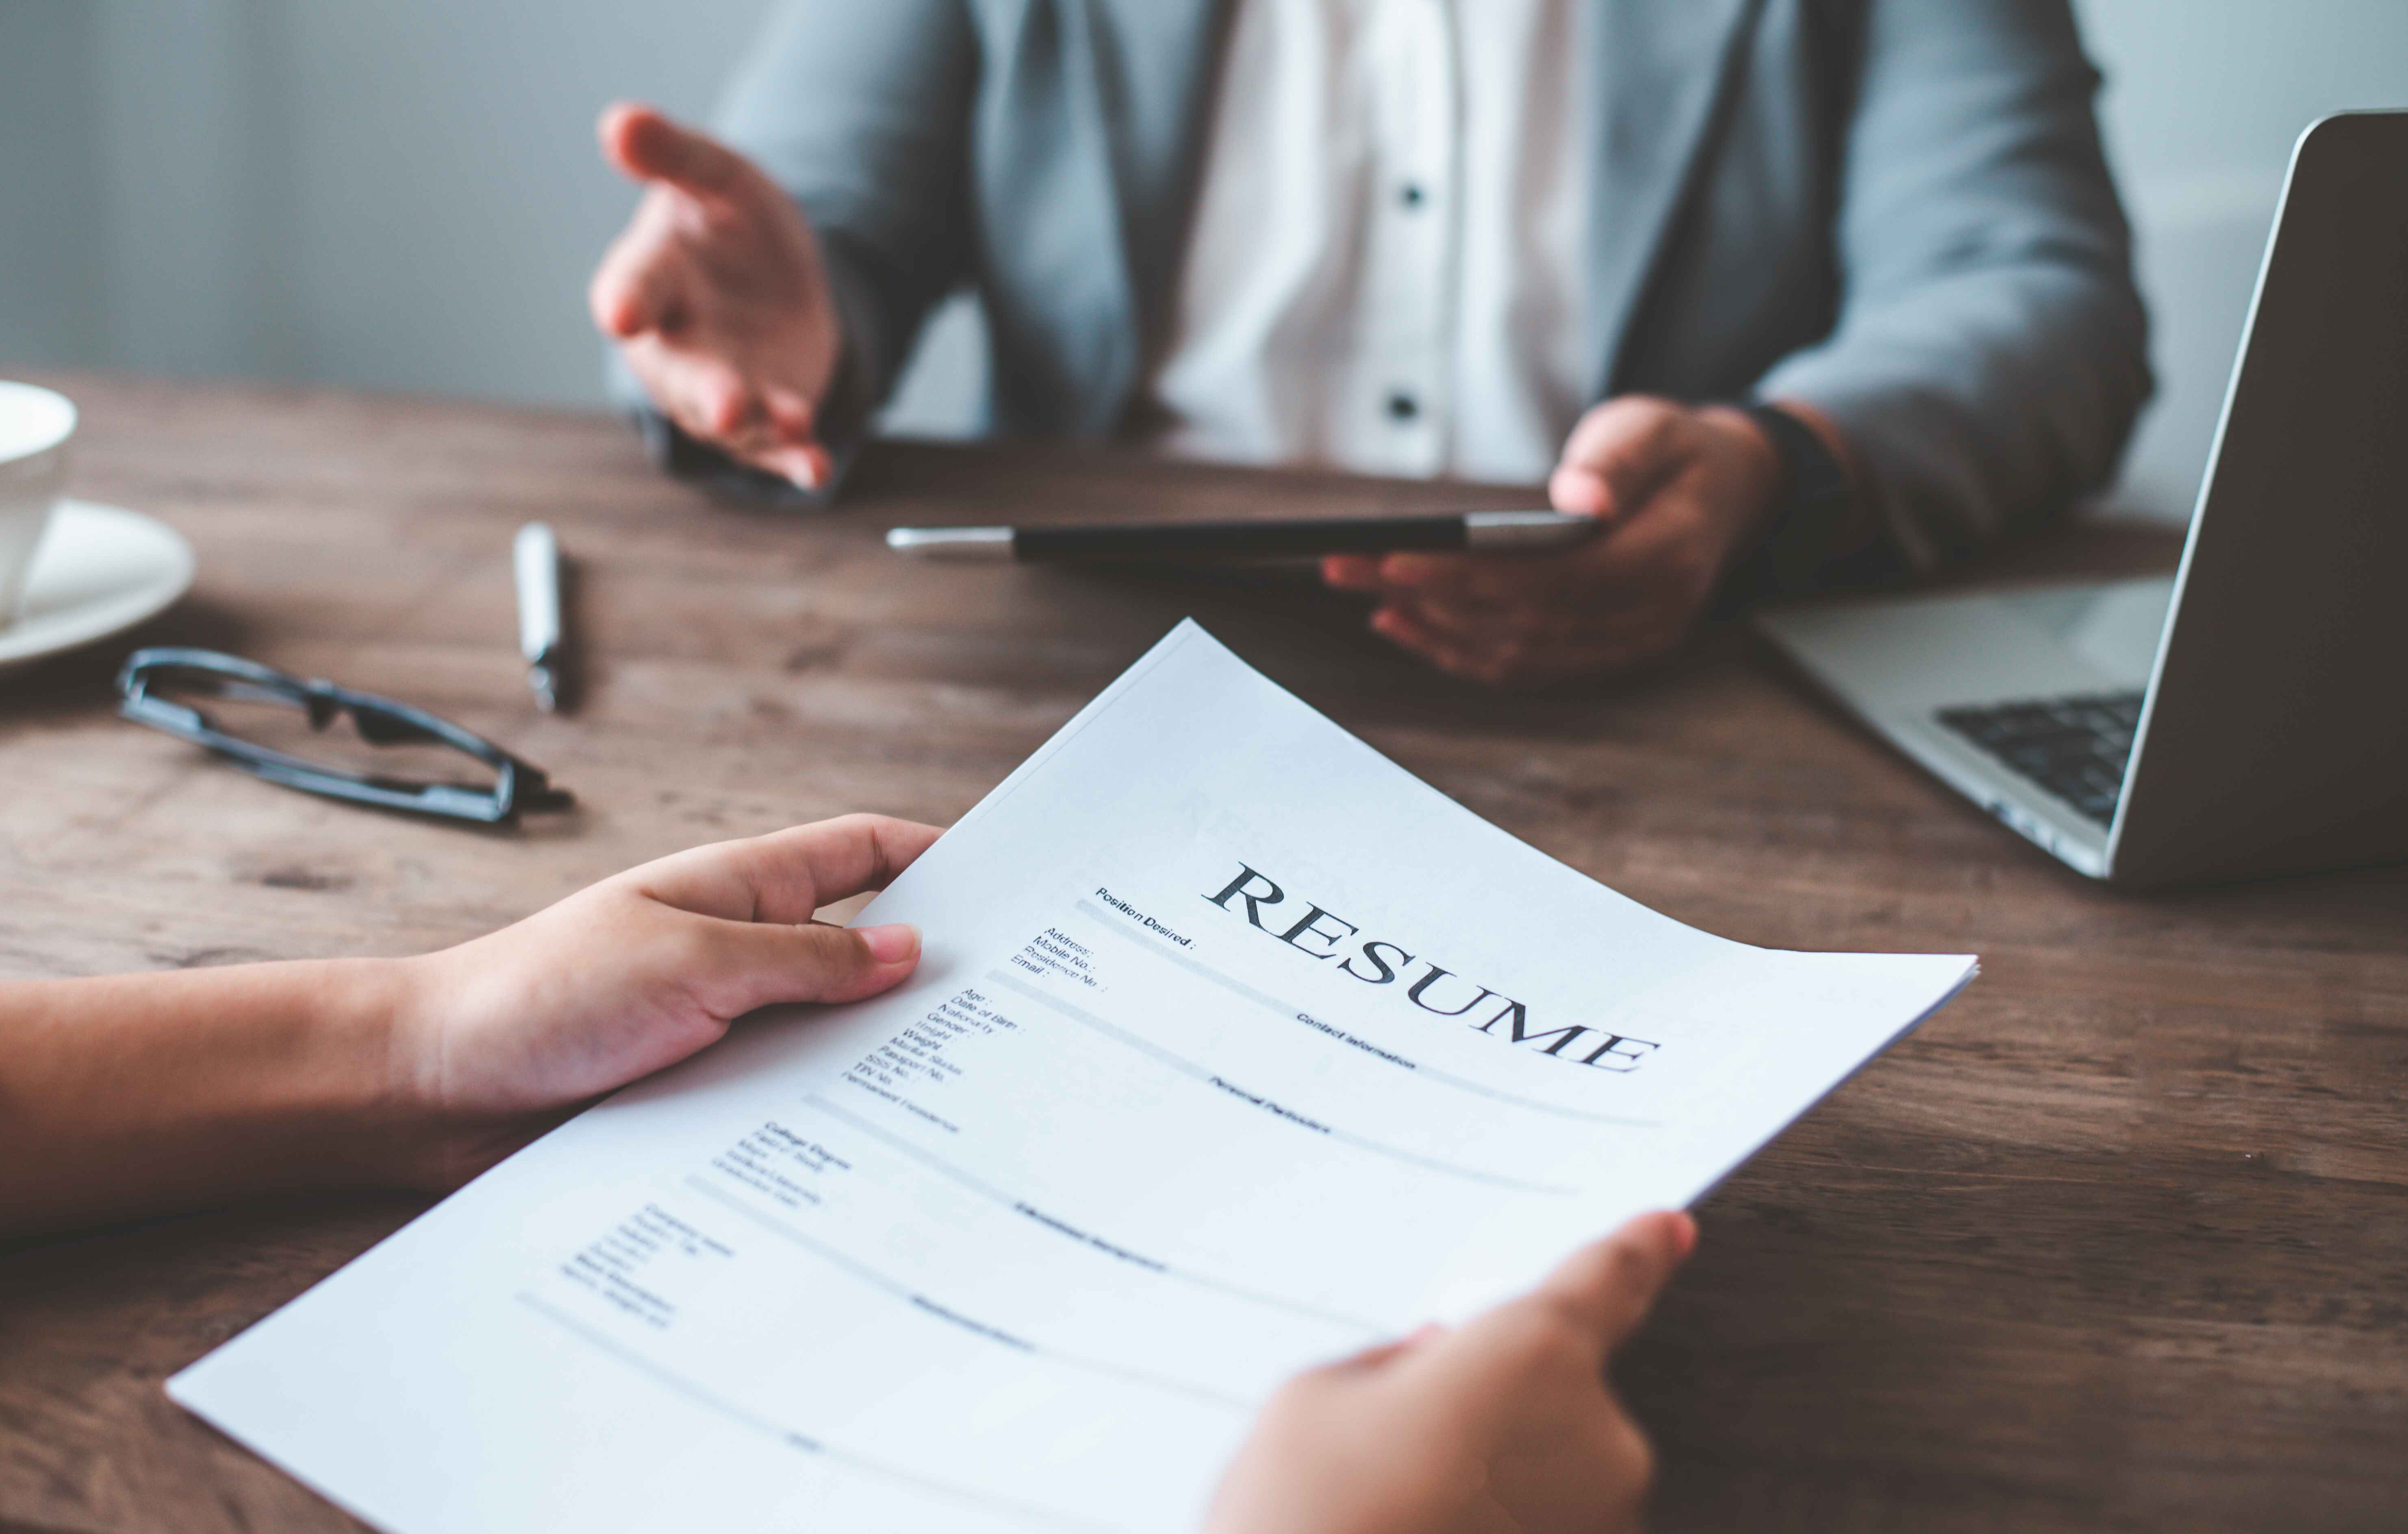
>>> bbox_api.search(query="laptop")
[1757,112,2408,888]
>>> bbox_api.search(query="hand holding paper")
[172,622,1974,1533]
[1205,1210,1694,1534]
[394,815,939,1181]
[0,817,936,1233]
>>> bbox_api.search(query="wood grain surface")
[1,375,2401,1534]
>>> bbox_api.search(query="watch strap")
[1737,402,1856,595]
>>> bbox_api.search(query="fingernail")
[857,923,918,965]
[1669,1212,1698,1260]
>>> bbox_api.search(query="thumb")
[1328,1322,1449,1375]
[700,918,921,1017]
[1550,398,1690,521]
[589,232,682,339]
[1534,1210,1697,1356]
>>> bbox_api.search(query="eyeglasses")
[116,647,573,825]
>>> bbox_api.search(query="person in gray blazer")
[591,0,2150,689]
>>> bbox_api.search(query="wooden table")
[2,375,2401,1534]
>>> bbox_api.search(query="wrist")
[295,954,468,1190]
[1731,399,1866,593]
[1694,403,1787,565]
[373,947,540,1191]
[300,950,509,1193]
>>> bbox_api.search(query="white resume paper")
[172,621,1974,1533]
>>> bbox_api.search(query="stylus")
[884,511,1598,563]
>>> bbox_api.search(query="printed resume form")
[171,621,1976,1532]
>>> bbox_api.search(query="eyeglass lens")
[141,667,501,792]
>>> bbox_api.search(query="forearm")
[0,818,944,1238]
[0,959,435,1235]
[1752,0,2151,578]
[1754,268,2150,574]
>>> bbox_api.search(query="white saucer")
[0,500,197,672]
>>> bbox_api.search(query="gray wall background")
[4,0,2406,521]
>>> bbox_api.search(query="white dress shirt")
[1146,0,1594,485]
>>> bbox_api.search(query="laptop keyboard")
[1933,689,2145,828]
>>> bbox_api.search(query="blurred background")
[3,0,2404,522]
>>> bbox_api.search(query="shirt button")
[1386,391,1420,422]
[1399,182,1426,209]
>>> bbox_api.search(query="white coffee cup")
[0,382,77,627]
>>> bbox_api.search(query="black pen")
[884,510,1599,563]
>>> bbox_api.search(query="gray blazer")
[672,0,2150,583]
